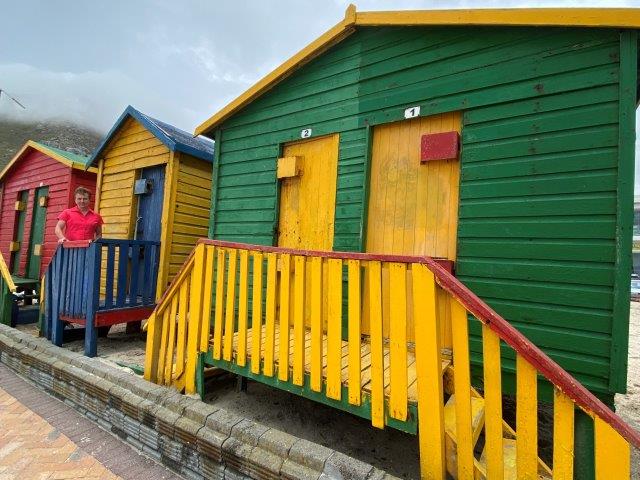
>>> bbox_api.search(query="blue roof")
[87,106,215,167]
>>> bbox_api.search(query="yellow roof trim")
[356,8,640,28]
[195,5,640,136]
[0,140,96,182]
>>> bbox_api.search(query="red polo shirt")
[58,206,104,241]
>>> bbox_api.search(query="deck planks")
[215,324,450,403]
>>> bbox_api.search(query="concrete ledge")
[0,325,397,480]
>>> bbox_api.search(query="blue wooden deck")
[44,239,160,357]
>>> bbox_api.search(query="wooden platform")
[210,325,451,404]
[11,276,39,287]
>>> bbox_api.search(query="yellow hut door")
[277,134,339,250]
[277,134,339,330]
[365,112,462,343]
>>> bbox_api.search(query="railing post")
[185,244,206,394]
[84,242,102,357]
[150,243,161,302]
[43,267,52,339]
[0,276,10,327]
[51,247,65,347]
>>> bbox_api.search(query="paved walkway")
[0,364,181,480]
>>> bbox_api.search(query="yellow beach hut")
[86,106,214,294]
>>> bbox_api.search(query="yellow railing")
[0,252,16,293]
[145,239,640,479]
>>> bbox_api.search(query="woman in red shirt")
[55,187,103,243]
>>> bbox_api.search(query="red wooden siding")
[68,169,98,209]
[0,149,97,278]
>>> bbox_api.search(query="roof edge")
[194,5,640,136]
[86,105,177,169]
[0,141,94,183]
[194,4,357,137]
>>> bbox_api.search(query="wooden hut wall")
[96,118,170,239]
[209,26,635,396]
[161,153,211,285]
[0,149,97,278]
[95,120,211,291]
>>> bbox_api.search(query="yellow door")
[365,112,462,343]
[277,134,339,331]
[278,134,339,250]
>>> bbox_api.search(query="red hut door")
[26,187,48,279]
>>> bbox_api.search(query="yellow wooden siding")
[96,118,170,296]
[364,112,462,343]
[167,155,211,281]
[97,118,169,239]
[277,134,339,250]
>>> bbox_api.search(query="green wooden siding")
[26,187,48,280]
[11,190,29,275]
[211,26,633,396]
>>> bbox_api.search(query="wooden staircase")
[145,239,640,479]
[442,372,552,479]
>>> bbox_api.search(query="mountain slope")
[0,118,103,170]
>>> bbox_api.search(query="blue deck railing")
[44,239,160,356]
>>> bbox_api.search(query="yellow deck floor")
[211,325,451,404]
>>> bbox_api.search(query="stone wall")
[0,325,395,480]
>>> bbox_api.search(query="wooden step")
[444,394,485,444]
[443,394,486,478]
[478,438,552,480]
[479,438,517,479]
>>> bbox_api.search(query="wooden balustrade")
[45,239,160,356]
[145,239,640,479]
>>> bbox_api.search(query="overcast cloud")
[2,0,640,189]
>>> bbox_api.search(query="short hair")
[74,186,92,197]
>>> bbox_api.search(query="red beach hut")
[0,141,97,325]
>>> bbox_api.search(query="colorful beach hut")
[195,6,636,401]
[0,141,96,325]
[145,7,640,478]
[86,106,214,294]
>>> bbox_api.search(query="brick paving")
[0,364,182,480]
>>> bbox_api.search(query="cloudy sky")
[2,0,640,188]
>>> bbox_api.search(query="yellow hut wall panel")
[167,154,211,281]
